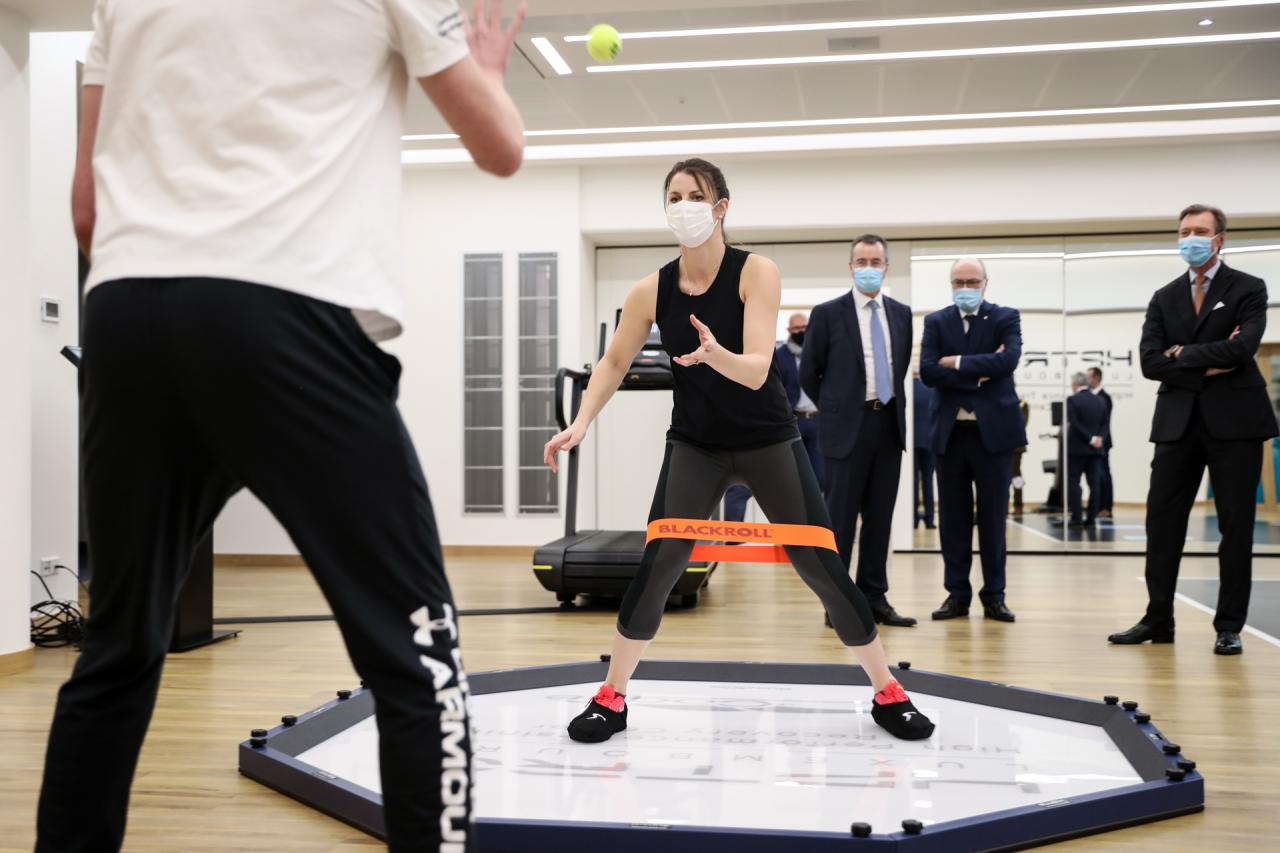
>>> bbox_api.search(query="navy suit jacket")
[912,377,936,450]
[774,341,802,408]
[1066,389,1107,457]
[919,301,1028,455]
[799,291,912,459]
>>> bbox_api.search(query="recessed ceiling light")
[400,100,1280,142]
[1200,17,1216,23]
[585,31,1280,73]
[564,1,1279,42]
[530,36,572,76]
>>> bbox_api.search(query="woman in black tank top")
[543,159,933,744]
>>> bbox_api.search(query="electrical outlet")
[39,556,59,575]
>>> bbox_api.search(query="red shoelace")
[593,684,626,713]
[874,681,909,705]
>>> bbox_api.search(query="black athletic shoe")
[567,684,628,743]
[870,682,935,740]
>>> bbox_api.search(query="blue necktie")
[868,300,892,404]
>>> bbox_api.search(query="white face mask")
[665,200,719,248]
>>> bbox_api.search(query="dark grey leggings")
[617,439,879,646]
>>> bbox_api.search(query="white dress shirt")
[853,288,894,401]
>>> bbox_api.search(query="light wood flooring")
[3,552,1277,852]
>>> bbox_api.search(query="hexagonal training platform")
[238,660,1202,851]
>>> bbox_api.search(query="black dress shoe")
[1107,622,1174,645]
[1214,631,1243,655]
[871,602,917,627]
[983,601,1016,622]
[1068,519,1094,529]
[924,522,936,530]
[931,596,970,620]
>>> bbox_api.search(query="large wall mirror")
[907,228,1280,557]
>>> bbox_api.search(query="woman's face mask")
[665,199,721,248]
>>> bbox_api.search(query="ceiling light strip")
[530,36,572,76]
[563,1,1280,42]
[400,99,1280,142]
[401,116,1280,164]
[584,30,1280,73]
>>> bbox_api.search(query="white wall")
[577,139,1280,242]
[1,6,33,655]
[27,31,88,603]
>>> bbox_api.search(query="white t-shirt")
[82,0,469,341]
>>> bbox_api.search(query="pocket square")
[1212,301,1226,311]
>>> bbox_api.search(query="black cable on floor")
[30,569,86,648]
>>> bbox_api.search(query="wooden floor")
[3,552,1278,852]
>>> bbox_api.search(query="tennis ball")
[587,24,622,62]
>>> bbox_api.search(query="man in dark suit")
[801,234,915,627]
[920,257,1026,623]
[1109,204,1278,656]
[1087,367,1114,517]
[724,312,821,521]
[1054,372,1107,528]
[913,373,937,529]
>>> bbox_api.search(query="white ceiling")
[406,0,1280,142]
[7,0,1278,149]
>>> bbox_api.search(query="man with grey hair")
[920,257,1026,623]
[1055,372,1108,529]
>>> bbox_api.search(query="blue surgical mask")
[953,288,982,313]
[1178,235,1217,267]
[853,267,884,294]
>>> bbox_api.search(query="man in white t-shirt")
[37,2,526,851]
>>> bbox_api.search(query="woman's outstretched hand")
[543,422,587,473]
[673,314,718,367]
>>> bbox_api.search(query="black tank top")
[655,246,798,450]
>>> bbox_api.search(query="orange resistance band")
[645,519,838,564]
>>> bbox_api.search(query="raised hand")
[673,314,719,367]
[465,0,528,78]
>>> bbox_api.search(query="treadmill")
[532,322,717,607]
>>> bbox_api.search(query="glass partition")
[909,238,1067,553]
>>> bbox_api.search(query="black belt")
[864,399,894,411]
[794,410,819,420]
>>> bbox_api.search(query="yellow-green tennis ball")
[587,24,622,62]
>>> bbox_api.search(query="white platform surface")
[296,678,1141,833]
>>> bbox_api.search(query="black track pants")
[36,278,472,853]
